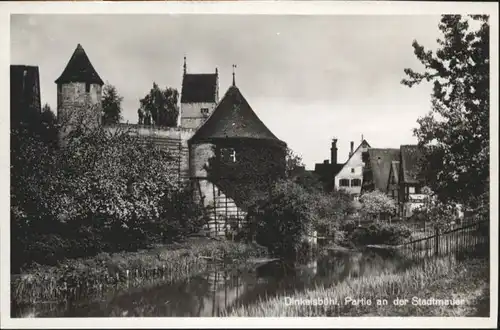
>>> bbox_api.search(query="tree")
[359,190,397,222]
[102,83,123,125]
[402,15,489,212]
[285,147,304,177]
[284,147,324,192]
[40,103,58,147]
[138,83,179,127]
[253,180,313,259]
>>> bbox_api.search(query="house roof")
[367,148,400,193]
[55,44,104,85]
[189,85,285,146]
[401,144,423,184]
[314,162,344,179]
[181,73,218,103]
[344,139,371,164]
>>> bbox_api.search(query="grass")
[225,255,489,317]
[11,238,268,306]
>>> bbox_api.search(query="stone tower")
[180,57,219,129]
[55,43,104,143]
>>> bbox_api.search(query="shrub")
[349,222,412,246]
[251,180,314,259]
[339,219,358,234]
[311,190,354,235]
[11,123,207,271]
[359,191,397,221]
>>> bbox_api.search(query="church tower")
[55,43,104,143]
[180,57,219,129]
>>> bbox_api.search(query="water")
[15,249,410,317]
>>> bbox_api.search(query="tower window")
[85,83,90,93]
[201,108,209,118]
[221,148,237,163]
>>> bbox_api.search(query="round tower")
[55,43,104,143]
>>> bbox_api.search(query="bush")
[349,222,412,246]
[11,124,207,271]
[251,180,313,259]
[339,219,358,234]
[359,191,397,221]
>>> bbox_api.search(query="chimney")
[323,160,329,164]
[330,138,338,165]
[349,141,354,158]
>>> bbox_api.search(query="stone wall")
[105,123,195,181]
[180,102,217,129]
[57,82,102,143]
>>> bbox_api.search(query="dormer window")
[201,108,209,118]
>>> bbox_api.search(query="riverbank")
[12,238,268,306]
[225,256,489,317]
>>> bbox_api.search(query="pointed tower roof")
[190,85,285,146]
[55,44,104,85]
[181,73,218,103]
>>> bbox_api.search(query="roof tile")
[189,85,285,145]
[55,44,104,85]
[181,73,218,103]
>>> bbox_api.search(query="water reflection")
[22,249,409,317]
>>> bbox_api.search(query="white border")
[0,1,498,329]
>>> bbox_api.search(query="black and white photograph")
[1,1,498,328]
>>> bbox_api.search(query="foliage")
[251,180,314,259]
[247,178,355,258]
[101,83,123,125]
[402,15,489,209]
[137,83,179,127]
[312,189,355,237]
[411,192,463,230]
[12,239,268,305]
[359,190,397,220]
[285,147,304,177]
[158,187,206,241]
[11,116,204,272]
[226,257,488,317]
[339,219,359,233]
[349,222,412,246]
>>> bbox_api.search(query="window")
[409,186,415,194]
[351,179,361,187]
[221,148,237,163]
[351,168,355,173]
[339,179,350,187]
[85,83,90,93]
[201,108,209,118]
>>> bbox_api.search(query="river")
[14,248,412,317]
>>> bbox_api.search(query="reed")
[225,256,488,317]
[11,238,267,306]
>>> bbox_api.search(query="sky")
[10,14,441,169]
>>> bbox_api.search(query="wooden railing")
[398,220,489,262]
